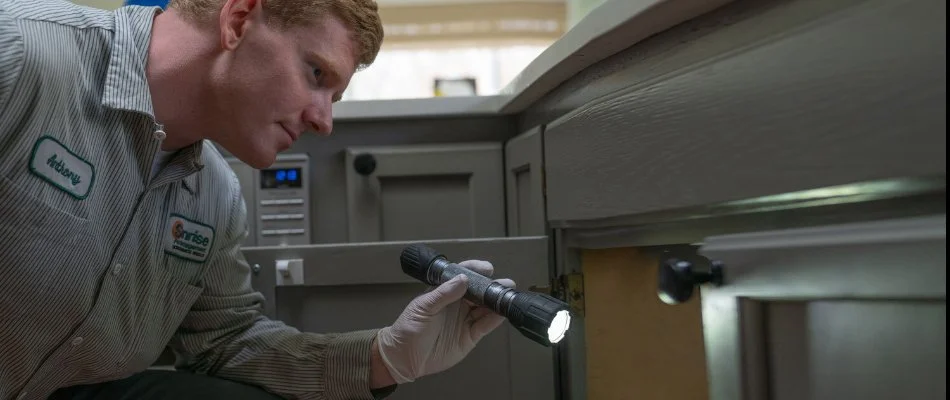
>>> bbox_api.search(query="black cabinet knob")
[657,257,724,305]
[353,153,377,176]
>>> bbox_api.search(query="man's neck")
[146,9,216,152]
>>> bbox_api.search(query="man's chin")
[205,136,279,169]
[244,152,277,169]
[225,146,278,170]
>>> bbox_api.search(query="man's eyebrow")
[306,51,347,102]
[308,51,342,82]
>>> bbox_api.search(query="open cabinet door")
[243,236,557,400]
[698,215,946,400]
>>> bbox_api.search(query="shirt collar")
[101,5,206,178]
[150,141,206,195]
[101,5,161,118]
[179,142,205,194]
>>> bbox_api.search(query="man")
[0,0,514,399]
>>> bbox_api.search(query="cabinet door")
[505,127,546,236]
[243,236,558,400]
[344,143,505,242]
[697,215,946,400]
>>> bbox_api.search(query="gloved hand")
[375,260,515,384]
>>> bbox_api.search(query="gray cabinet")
[243,237,557,400]
[698,215,946,400]
[504,127,546,236]
[344,143,506,242]
[541,0,946,224]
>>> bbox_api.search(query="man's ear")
[218,0,265,50]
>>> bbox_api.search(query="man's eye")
[313,68,323,78]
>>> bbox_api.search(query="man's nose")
[304,105,333,135]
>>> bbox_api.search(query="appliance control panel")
[254,154,311,246]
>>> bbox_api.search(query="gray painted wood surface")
[698,215,946,400]
[242,236,557,400]
[344,143,506,242]
[217,117,516,245]
[497,0,733,114]
[504,127,547,236]
[542,0,946,223]
[518,0,871,131]
[767,301,946,400]
[558,183,946,249]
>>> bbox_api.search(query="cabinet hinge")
[529,272,585,318]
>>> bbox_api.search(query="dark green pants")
[49,370,284,400]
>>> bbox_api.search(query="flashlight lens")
[547,310,571,344]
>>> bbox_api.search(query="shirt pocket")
[0,175,90,320]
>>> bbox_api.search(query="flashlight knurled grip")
[400,244,510,313]
[430,258,502,307]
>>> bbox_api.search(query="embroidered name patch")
[164,214,216,263]
[29,136,95,199]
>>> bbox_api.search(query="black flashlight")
[400,243,572,347]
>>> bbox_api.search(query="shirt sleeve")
[168,170,382,400]
[0,3,25,118]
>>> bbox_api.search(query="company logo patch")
[29,136,95,199]
[164,214,216,263]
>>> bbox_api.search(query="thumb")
[416,275,469,314]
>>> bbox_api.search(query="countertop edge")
[497,0,733,114]
[332,95,510,121]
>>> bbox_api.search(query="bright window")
[342,1,565,101]
[342,42,552,101]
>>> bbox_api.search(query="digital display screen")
[260,167,303,189]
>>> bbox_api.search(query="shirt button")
[153,129,167,141]
[72,337,84,346]
[112,263,124,275]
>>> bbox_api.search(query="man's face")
[208,0,357,169]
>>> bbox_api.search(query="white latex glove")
[376,260,515,384]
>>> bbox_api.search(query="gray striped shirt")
[0,1,377,399]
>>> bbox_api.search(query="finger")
[415,274,469,314]
[468,306,495,321]
[465,279,515,340]
[493,278,516,289]
[458,260,493,278]
[461,278,515,308]
[470,313,506,341]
